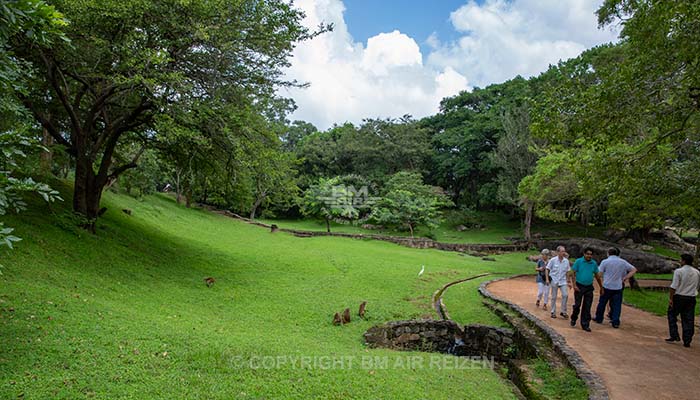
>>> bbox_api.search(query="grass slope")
[1,188,533,399]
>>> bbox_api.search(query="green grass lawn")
[439,272,512,328]
[258,214,520,244]
[1,187,535,399]
[649,246,681,259]
[260,210,608,245]
[624,289,670,317]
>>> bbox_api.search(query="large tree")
[370,171,452,238]
[422,77,532,208]
[524,1,700,241]
[301,177,360,233]
[296,117,431,183]
[245,146,299,220]
[8,0,327,229]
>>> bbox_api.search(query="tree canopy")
[370,171,452,237]
[6,0,328,229]
[523,0,700,240]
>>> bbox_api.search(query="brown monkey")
[332,312,342,325]
[204,277,215,287]
[342,308,351,324]
[358,301,367,319]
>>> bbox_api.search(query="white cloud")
[435,66,470,102]
[429,0,619,86]
[282,0,469,130]
[361,31,422,75]
[282,0,619,130]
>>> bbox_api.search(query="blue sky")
[343,0,467,55]
[283,0,619,130]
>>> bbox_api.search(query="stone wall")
[456,324,519,361]
[285,231,526,253]
[534,237,678,274]
[363,319,518,361]
[212,208,527,254]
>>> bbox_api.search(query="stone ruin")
[363,319,527,362]
[534,237,679,274]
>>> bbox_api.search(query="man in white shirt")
[665,254,700,347]
[545,245,571,319]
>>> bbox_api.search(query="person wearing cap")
[535,249,551,310]
[594,247,637,328]
[545,245,572,319]
[665,254,700,347]
[569,247,602,332]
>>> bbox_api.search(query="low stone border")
[479,276,609,400]
[210,208,528,254]
[363,319,520,363]
[431,273,494,320]
[635,279,672,292]
[634,286,670,292]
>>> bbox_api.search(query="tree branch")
[112,99,154,136]
[17,94,75,153]
[83,84,118,136]
[39,51,83,140]
[631,112,694,162]
[107,145,146,181]
[73,84,89,111]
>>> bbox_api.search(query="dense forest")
[1,0,699,244]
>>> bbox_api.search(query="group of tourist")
[534,246,700,347]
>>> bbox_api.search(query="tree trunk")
[627,227,651,244]
[174,169,183,204]
[524,200,533,244]
[581,209,589,227]
[325,218,330,233]
[408,224,414,238]
[40,126,53,175]
[249,194,265,220]
[73,157,103,233]
[695,232,700,268]
[201,181,209,204]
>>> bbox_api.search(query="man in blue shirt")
[569,247,602,331]
[594,247,637,328]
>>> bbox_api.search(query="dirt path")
[487,276,700,400]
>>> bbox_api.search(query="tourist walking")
[665,254,700,347]
[569,247,602,332]
[546,246,571,319]
[594,247,637,328]
[536,249,551,310]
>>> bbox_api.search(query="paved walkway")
[487,276,700,400]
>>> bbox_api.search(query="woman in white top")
[535,249,551,310]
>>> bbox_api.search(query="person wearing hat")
[535,249,551,310]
